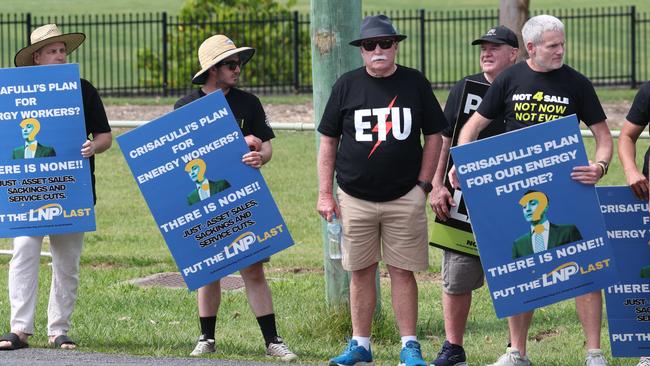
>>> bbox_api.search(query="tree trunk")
[500,0,530,60]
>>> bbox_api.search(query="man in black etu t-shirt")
[175,34,296,361]
[317,15,446,366]
[451,15,613,366]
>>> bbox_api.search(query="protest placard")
[0,64,95,237]
[430,79,489,256]
[117,90,293,290]
[598,186,650,357]
[450,115,616,317]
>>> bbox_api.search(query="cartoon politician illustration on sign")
[185,158,231,206]
[512,190,583,258]
[12,118,56,159]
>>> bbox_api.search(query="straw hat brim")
[192,47,255,85]
[14,33,86,67]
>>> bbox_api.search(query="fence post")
[162,12,169,96]
[26,13,32,45]
[292,11,300,93]
[630,5,636,89]
[419,9,426,77]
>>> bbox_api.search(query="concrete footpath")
[0,348,312,366]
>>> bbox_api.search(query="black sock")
[199,316,216,340]
[256,313,278,347]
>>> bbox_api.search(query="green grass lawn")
[111,88,639,111]
[104,86,638,107]
[0,128,648,364]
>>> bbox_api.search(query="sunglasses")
[361,39,395,51]
[218,60,242,71]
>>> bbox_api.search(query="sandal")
[50,334,76,349]
[0,332,29,350]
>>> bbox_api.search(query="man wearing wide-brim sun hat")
[174,35,297,362]
[0,23,112,352]
[318,13,447,366]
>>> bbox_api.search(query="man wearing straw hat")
[317,14,446,366]
[174,34,297,361]
[0,24,112,351]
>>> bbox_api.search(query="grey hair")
[522,15,564,46]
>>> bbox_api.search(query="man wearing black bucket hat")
[175,34,297,361]
[317,14,447,366]
[430,25,518,366]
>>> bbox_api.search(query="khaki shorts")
[441,250,484,294]
[337,186,428,272]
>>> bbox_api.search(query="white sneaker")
[636,357,650,366]
[190,335,215,356]
[487,348,532,366]
[585,349,608,366]
[266,337,298,362]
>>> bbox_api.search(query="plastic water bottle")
[327,214,342,260]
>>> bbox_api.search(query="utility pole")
[311,0,361,307]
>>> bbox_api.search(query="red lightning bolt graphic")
[368,95,398,158]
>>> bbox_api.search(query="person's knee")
[576,291,602,306]
[240,263,266,283]
[199,280,221,294]
[386,265,414,280]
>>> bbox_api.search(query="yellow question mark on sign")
[19,118,41,141]
[184,158,207,183]
[519,191,548,233]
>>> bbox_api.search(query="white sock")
[401,335,417,348]
[352,336,370,351]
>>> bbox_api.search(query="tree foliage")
[137,0,310,93]
[180,0,295,18]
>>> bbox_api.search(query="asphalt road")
[0,348,312,366]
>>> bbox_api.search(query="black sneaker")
[431,340,467,366]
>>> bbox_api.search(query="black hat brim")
[349,34,407,46]
[471,37,510,46]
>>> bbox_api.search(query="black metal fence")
[0,6,648,96]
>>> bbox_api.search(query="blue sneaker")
[431,340,467,366]
[399,340,427,366]
[329,339,374,366]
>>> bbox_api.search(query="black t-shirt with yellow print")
[477,61,606,132]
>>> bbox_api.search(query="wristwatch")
[596,160,609,177]
[416,180,433,193]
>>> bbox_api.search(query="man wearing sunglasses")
[174,34,297,362]
[430,25,518,366]
[318,14,447,366]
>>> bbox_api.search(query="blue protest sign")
[0,64,95,237]
[450,115,616,317]
[117,90,293,290]
[598,186,650,357]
